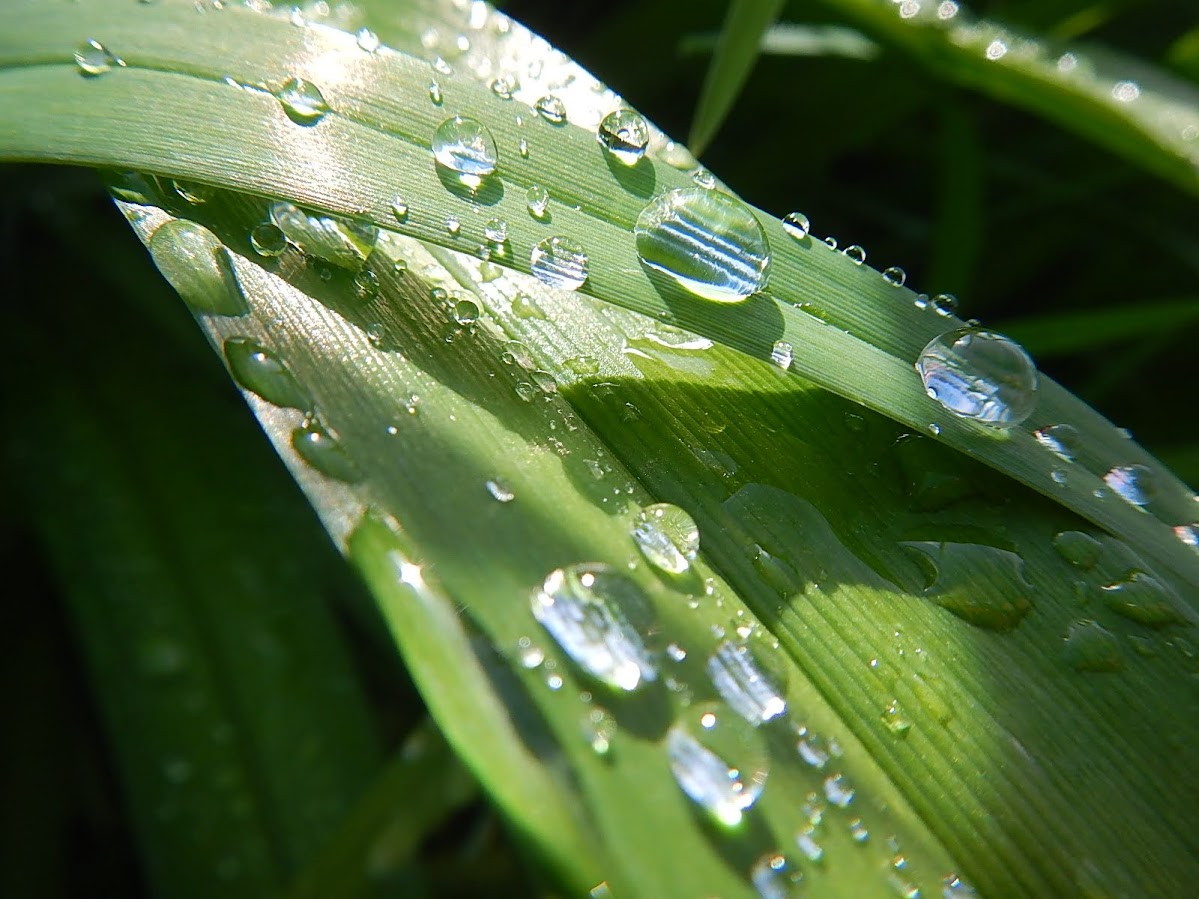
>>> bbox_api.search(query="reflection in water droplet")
[771,341,793,370]
[1101,572,1183,626]
[531,564,657,691]
[75,39,121,76]
[635,188,770,302]
[250,222,287,257]
[428,80,443,105]
[882,266,907,287]
[433,115,498,180]
[292,425,361,482]
[276,77,329,125]
[149,220,248,316]
[666,704,768,827]
[782,212,810,240]
[172,180,213,205]
[597,109,650,165]
[916,328,1038,428]
[1034,424,1080,462]
[795,828,824,863]
[526,184,550,218]
[534,94,567,123]
[1103,464,1156,507]
[707,641,786,724]
[631,503,699,574]
[1052,531,1102,569]
[530,236,589,290]
[224,337,312,411]
[1062,620,1122,672]
[489,76,515,100]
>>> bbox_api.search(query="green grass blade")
[687,0,786,155]
[995,295,1199,358]
[679,23,879,62]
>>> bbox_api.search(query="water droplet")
[249,222,287,257]
[902,541,1034,630]
[486,478,515,502]
[534,94,567,124]
[427,80,443,105]
[770,341,793,370]
[365,323,384,346]
[751,853,800,899]
[525,184,550,218]
[631,502,699,574]
[149,220,248,316]
[356,27,380,52]
[795,828,824,863]
[1052,531,1102,569]
[530,236,589,290]
[489,76,515,99]
[942,875,978,898]
[292,425,361,482]
[171,180,213,205]
[797,734,829,768]
[692,168,716,188]
[666,703,768,827]
[352,269,379,300]
[1062,619,1122,672]
[823,772,855,807]
[484,218,508,248]
[823,236,838,250]
[634,188,770,302]
[581,707,616,755]
[843,244,866,265]
[1175,524,1199,551]
[849,818,870,843]
[597,108,649,165]
[276,77,329,125]
[433,115,498,181]
[223,337,312,411]
[881,698,912,736]
[75,39,121,76]
[445,216,461,236]
[931,293,958,316]
[882,266,907,287]
[1101,572,1184,627]
[518,137,530,158]
[771,218,807,251]
[1112,80,1140,102]
[916,328,1038,428]
[518,638,545,668]
[269,202,377,270]
[707,640,787,724]
[1103,464,1156,507]
[1034,424,1080,462]
[531,564,657,691]
[390,197,410,222]
[453,298,480,326]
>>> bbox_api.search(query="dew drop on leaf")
[843,244,866,265]
[1062,619,1123,672]
[1101,572,1184,626]
[916,328,1038,428]
[1052,531,1102,569]
[432,116,497,179]
[530,236,589,290]
[291,425,361,483]
[782,212,810,240]
[223,337,312,411]
[882,266,907,287]
[706,640,787,724]
[634,188,770,302]
[596,109,650,165]
[631,503,699,574]
[666,703,768,827]
[526,184,550,218]
[1102,463,1156,507]
[276,76,329,125]
[249,222,287,257]
[75,39,120,76]
[770,341,793,370]
[1034,424,1081,462]
[534,94,567,124]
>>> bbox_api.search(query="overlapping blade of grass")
[1,0,1193,585]
[687,0,786,154]
[5,193,384,899]
[815,0,1199,198]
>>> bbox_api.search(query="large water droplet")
[634,188,770,302]
[149,220,248,316]
[707,640,787,724]
[1103,464,1156,507]
[75,39,121,76]
[597,109,649,165]
[1034,424,1081,462]
[531,564,657,691]
[666,703,768,827]
[631,502,699,574]
[530,236,589,290]
[916,328,1038,428]
[1062,619,1122,672]
[276,77,329,125]
[1101,572,1184,627]
[292,425,361,482]
[432,115,498,181]
[269,202,377,270]
[223,337,312,411]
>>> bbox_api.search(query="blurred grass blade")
[816,0,1199,198]
[688,0,786,155]
[996,295,1199,358]
[680,23,879,62]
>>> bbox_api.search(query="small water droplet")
[843,244,866,265]
[445,216,461,236]
[692,168,716,188]
[751,853,800,899]
[666,703,768,827]
[518,637,545,668]
[1050,468,1068,486]
[782,212,810,240]
[1175,524,1199,551]
[292,424,361,482]
[903,541,1034,630]
[797,734,829,768]
[631,502,699,574]
[1053,531,1102,569]
[223,337,312,411]
[597,108,649,165]
[530,236,589,290]
[489,76,515,99]
[390,197,410,222]
[916,328,1038,428]
[428,80,443,104]
[881,698,912,736]
[795,828,824,863]
[249,222,287,257]
[365,323,384,345]
[1062,619,1122,672]
[149,220,248,316]
[1034,424,1080,462]
[882,266,907,287]
[849,818,870,843]
[356,27,380,52]
[518,137,530,158]
[823,235,838,250]
[942,874,979,898]
[931,293,958,316]
[635,188,770,302]
[486,478,515,502]
[353,269,379,300]
[276,77,329,125]
[75,39,121,76]
[433,115,497,181]
[823,773,855,807]
[707,640,787,724]
[484,218,508,248]
[1101,572,1184,627]
[534,94,567,124]
[581,706,616,756]
[1103,464,1156,507]
[453,298,480,326]
[525,184,550,218]
[1112,80,1140,102]
[531,564,657,691]
[770,341,793,370]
